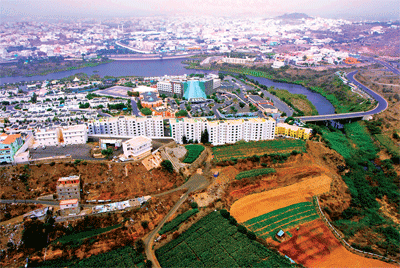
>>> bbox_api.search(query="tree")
[141,107,152,116]
[201,129,209,144]
[141,221,149,229]
[175,110,188,117]
[190,202,198,209]
[101,148,113,158]
[135,239,145,252]
[239,102,245,108]
[182,136,188,144]
[30,93,37,103]
[161,160,174,173]
[220,209,230,218]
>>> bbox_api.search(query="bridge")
[295,70,389,122]
[115,41,152,54]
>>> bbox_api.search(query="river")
[0,58,215,85]
[0,59,335,115]
[247,75,335,115]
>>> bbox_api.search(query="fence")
[314,196,399,265]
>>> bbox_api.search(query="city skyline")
[1,0,399,20]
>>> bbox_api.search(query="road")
[0,199,94,208]
[143,173,210,268]
[361,56,400,75]
[296,70,388,122]
[131,98,141,116]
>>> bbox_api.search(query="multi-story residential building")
[222,56,256,65]
[169,117,276,146]
[87,116,164,137]
[157,81,184,97]
[56,175,80,200]
[59,199,80,215]
[122,136,152,160]
[0,133,24,163]
[34,124,88,146]
[275,123,312,140]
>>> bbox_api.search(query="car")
[42,146,46,150]
[33,146,38,150]
[62,144,66,148]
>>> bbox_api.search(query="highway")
[295,70,388,122]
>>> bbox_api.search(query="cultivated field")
[156,211,296,267]
[277,220,397,267]
[212,139,306,162]
[243,202,319,239]
[230,174,332,223]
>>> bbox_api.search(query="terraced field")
[243,202,319,239]
[212,139,306,162]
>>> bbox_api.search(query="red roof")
[2,134,21,144]
[60,199,79,206]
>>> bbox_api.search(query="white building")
[169,117,276,146]
[122,136,152,160]
[34,124,88,146]
[222,57,256,65]
[87,116,164,138]
[157,81,184,96]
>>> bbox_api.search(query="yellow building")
[275,123,311,140]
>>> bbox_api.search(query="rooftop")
[60,199,79,206]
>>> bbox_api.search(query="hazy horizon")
[1,0,399,21]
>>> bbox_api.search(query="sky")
[1,0,399,20]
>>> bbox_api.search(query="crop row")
[156,211,295,267]
[235,168,276,180]
[37,245,144,267]
[54,224,121,245]
[245,202,314,226]
[159,208,199,235]
[183,144,205,163]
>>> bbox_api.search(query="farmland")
[243,202,319,239]
[36,245,145,267]
[277,220,397,267]
[235,168,276,180]
[53,224,122,245]
[230,174,332,223]
[156,211,297,267]
[212,139,306,162]
[159,209,199,235]
[183,144,205,163]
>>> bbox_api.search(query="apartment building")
[56,175,80,200]
[222,56,256,65]
[275,123,312,140]
[122,136,152,160]
[0,133,24,163]
[157,81,184,97]
[87,116,164,137]
[169,117,276,146]
[34,124,88,146]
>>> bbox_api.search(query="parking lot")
[29,144,100,161]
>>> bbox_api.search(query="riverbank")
[0,59,113,79]
[269,88,318,116]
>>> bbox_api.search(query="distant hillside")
[276,13,310,20]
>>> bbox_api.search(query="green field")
[53,224,121,245]
[375,134,400,159]
[36,245,145,267]
[159,209,199,235]
[212,139,306,162]
[270,88,318,116]
[235,168,276,180]
[183,144,205,163]
[156,211,297,267]
[243,202,319,239]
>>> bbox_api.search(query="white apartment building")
[169,117,275,146]
[222,57,256,65]
[157,81,183,96]
[34,124,88,146]
[87,116,164,138]
[122,136,152,160]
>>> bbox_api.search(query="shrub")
[220,209,230,218]
[161,160,174,173]
[190,202,198,209]
[235,168,276,180]
[237,225,248,234]
[49,162,55,166]
[183,145,204,163]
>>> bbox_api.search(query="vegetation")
[375,134,400,161]
[183,145,205,163]
[244,202,319,239]
[319,122,400,257]
[53,224,121,245]
[156,211,296,267]
[159,209,199,235]
[36,245,145,267]
[161,160,174,173]
[269,88,318,116]
[140,107,152,115]
[101,148,113,158]
[212,139,306,162]
[235,168,276,180]
[175,110,188,117]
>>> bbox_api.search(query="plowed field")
[230,174,332,223]
[278,220,397,267]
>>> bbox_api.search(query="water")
[247,75,335,115]
[0,58,215,85]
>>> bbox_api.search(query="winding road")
[296,70,389,122]
[143,173,210,268]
